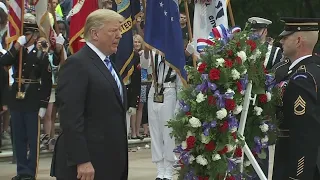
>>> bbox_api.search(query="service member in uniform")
[272,17,320,180]
[147,51,182,180]
[271,56,291,83]
[0,13,52,180]
[248,17,283,70]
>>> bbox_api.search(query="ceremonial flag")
[68,0,98,54]
[193,0,228,53]
[7,0,24,49]
[34,0,56,49]
[144,0,187,86]
[112,0,141,84]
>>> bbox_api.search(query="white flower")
[186,131,194,138]
[226,88,235,95]
[212,154,221,161]
[226,144,235,152]
[237,51,247,62]
[230,127,237,133]
[254,49,261,58]
[216,108,227,120]
[254,106,263,116]
[201,134,210,144]
[181,141,187,150]
[259,123,269,133]
[233,105,243,115]
[189,155,195,164]
[242,69,247,75]
[266,92,272,102]
[215,58,225,67]
[261,136,269,143]
[189,117,202,128]
[244,160,251,167]
[231,69,241,80]
[196,92,207,103]
[196,155,208,166]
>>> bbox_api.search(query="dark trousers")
[11,111,39,177]
[253,147,269,179]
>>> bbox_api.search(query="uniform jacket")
[264,44,283,70]
[51,45,128,180]
[271,57,291,83]
[273,55,320,180]
[0,45,52,111]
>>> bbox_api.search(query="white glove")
[127,107,137,115]
[17,36,27,46]
[186,42,195,54]
[38,108,46,118]
[56,33,65,45]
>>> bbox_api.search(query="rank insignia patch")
[294,96,306,116]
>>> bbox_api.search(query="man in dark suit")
[272,17,320,180]
[50,9,127,180]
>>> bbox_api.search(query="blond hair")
[84,9,124,41]
[133,34,144,51]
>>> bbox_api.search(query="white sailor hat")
[248,17,272,30]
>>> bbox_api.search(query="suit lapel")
[85,45,125,109]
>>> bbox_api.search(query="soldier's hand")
[77,162,95,180]
[38,108,46,118]
[17,35,27,46]
[128,107,137,115]
[56,33,65,45]
[2,105,8,111]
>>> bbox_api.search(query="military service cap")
[248,17,272,30]
[279,17,320,37]
[23,13,38,34]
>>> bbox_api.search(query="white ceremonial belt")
[162,82,176,88]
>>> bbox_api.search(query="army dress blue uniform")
[272,18,320,180]
[0,28,52,179]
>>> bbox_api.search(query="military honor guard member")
[0,13,52,180]
[271,56,291,83]
[248,17,283,70]
[272,17,320,180]
[146,51,182,180]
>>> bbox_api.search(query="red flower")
[236,42,241,47]
[225,99,236,111]
[235,147,243,157]
[218,146,228,155]
[235,56,242,64]
[185,112,192,116]
[198,62,207,73]
[231,132,237,140]
[205,141,216,151]
[263,65,268,74]
[198,177,209,180]
[246,40,257,51]
[209,68,221,81]
[186,136,196,150]
[259,94,268,104]
[236,81,242,93]
[208,95,216,105]
[226,176,236,180]
[224,59,233,68]
[227,50,233,57]
[219,121,229,133]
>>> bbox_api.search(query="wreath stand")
[237,81,268,180]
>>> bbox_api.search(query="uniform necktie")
[103,57,123,101]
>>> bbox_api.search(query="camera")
[41,40,48,48]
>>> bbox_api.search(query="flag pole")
[227,0,235,26]
[17,0,25,97]
[49,0,66,66]
[141,0,158,91]
[183,0,197,68]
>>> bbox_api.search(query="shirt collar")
[288,55,312,70]
[26,44,35,53]
[86,42,107,61]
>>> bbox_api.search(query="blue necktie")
[104,57,123,101]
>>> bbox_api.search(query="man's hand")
[38,108,46,119]
[2,105,8,111]
[128,107,137,115]
[186,42,195,55]
[17,35,27,46]
[77,162,95,180]
[56,33,65,45]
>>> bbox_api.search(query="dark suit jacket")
[51,45,128,180]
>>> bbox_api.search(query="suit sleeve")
[286,72,320,180]
[0,47,19,66]
[56,57,90,166]
[39,53,52,108]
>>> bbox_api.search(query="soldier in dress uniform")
[272,17,320,180]
[248,17,283,70]
[0,13,52,180]
[146,51,182,180]
[271,56,291,83]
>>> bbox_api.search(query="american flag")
[7,0,24,49]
